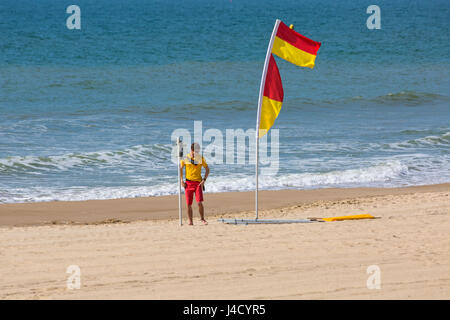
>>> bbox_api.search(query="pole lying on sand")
[255,19,281,221]
[177,137,183,226]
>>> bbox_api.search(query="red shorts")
[185,180,203,205]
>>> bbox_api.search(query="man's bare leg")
[198,202,207,224]
[187,205,193,225]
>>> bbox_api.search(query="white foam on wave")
[207,160,410,192]
[0,160,418,203]
[0,144,172,173]
[386,131,450,150]
[0,184,177,203]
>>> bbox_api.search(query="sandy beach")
[0,183,449,299]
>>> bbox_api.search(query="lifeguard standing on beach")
[180,142,209,225]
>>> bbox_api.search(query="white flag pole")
[177,137,183,226]
[255,19,281,220]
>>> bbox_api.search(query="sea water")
[0,0,449,202]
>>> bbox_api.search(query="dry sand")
[0,184,449,299]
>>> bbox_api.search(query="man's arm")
[200,166,209,186]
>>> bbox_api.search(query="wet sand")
[0,183,448,227]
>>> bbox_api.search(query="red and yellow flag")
[259,55,283,137]
[272,21,321,69]
[259,21,321,137]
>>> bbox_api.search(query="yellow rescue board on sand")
[321,214,375,222]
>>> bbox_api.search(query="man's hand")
[181,181,186,188]
[199,179,205,187]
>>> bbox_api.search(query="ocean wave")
[370,91,446,106]
[0,144,173,174]
[1,131,447,176]
[284,91,448,110]
[284,131,450,154]
[345,91,447,107]
[0,160,412,203]
[385,131,450,150]
[207,160,410,192]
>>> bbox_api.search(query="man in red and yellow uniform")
[180,142,209,225]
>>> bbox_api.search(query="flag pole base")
[218,218,321,225]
